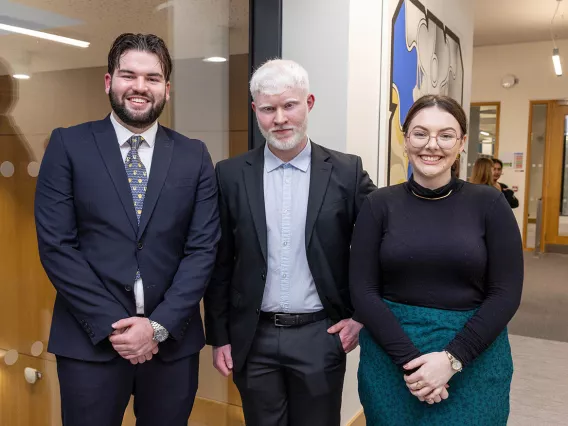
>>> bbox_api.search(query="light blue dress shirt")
[261,140,324,313]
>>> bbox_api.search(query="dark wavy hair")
[402,94,467,137]
[108,33,173,81]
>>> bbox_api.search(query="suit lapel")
[138,125,173,237]
[93,116,138,235]
[305,143,332,248]
[243,147,268,263]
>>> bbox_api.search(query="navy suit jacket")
[35,116,220,362]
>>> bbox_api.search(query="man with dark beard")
[34,33,220,426]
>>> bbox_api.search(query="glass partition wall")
[0,1,249,424]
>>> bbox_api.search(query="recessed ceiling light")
[13,74,31,80]
[0,23,89,48]
[203,57,227,63]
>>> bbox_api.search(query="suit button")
[261,273,266,280]
[137,242,144,250]
[125,285,132,291]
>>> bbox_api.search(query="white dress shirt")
[110,113,158,314]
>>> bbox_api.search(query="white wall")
[282,0,351,155]
[472,39,568,227]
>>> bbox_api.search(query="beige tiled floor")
[509,335,568,425]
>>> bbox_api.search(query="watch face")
[452,360,462,370]
[155,329,168,342]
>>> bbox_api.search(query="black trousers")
[233,317,346,426]
[56,353,199,426]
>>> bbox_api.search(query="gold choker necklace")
[411,189,453,200]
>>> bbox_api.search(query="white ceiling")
[4,0,568,75]
[0,0,249,75]
[474,0,568,47]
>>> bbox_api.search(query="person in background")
[350,95,523,425]
[492,158,519,208]
[204,59,376,426]
[470,157,495,186]
[35,33,220,426]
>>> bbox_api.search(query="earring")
[403,151,408,158]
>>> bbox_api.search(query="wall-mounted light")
[13,74,30,80]
[553,48,563,76]
[24,367,42,384]
[0,23,89,48]
[203,57,227,63]
[480,131,490,136]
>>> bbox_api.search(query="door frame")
[522,100,552,251]
[543,101,568,251]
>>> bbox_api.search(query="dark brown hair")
[492,158,503,168]
[108,33,173,81]
[470,157,494,185]
[402,94,467,137]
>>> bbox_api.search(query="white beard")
[259,115,308,151]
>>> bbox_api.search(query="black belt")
[259,310,327,327]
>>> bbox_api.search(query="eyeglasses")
[406,128,462,149]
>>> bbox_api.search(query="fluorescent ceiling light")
[480,131,490,136]
[13,74,30,79]
[553,48,562,76]
[203,56,227,63]
[0,23,89,48]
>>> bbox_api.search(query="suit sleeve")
[355,156,377,213]
[351,155,377,322]
[149,142,221,340]
[34,128,129,345]
[203,163,234,347]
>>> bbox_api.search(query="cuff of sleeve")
[444,342,469,368]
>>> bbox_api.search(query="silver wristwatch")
[149,320,169,342]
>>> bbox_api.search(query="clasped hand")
[109,317,158,365]
[402,352,457,404]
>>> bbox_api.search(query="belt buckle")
[274,314,290,327]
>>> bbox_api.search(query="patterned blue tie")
[125,135,148,281]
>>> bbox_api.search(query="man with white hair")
[204,59,376,426]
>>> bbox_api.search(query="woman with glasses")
[350,95,523,425]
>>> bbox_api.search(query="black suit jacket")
[35,116,220,362]
[204,142,376,371]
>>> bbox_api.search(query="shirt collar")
[110,112,158,148]
[264,138,312,173]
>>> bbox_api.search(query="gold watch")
[444,351,462,373]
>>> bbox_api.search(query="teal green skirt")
[358,300,513,426]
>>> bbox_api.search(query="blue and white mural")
[388,0,464,185]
